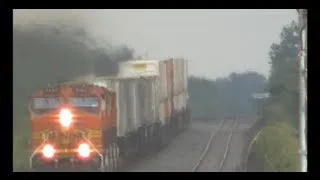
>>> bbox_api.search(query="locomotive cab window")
[30,97,63,114]
[68,97,100,113]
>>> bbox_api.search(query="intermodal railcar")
[28,58,190,171]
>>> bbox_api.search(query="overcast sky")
[14,9,297,79]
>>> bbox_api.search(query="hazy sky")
[14,9,297,79]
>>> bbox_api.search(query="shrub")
[251,121,299,172]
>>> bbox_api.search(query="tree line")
[248,20,300,172]
[189,71,266,120]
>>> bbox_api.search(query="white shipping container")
[116,80,128,137]
[184,59,188,92]
[119,60,164,126]
[172,59,179,112]
[172,59,180,94]
[183,59,187,92]
[130,81,140,130]
[117,59,187,127]
[178,59,188,99]
[118,60,160,78]
[182,60,188,111]
[166,59,175,117]
[180,59,183,92]
[115,77,162,137]
[150,78,159,124]
[136,78,157,125]
[116,79,143,137]
[159,60,168,101]
[171,58,187,113]
[157,60,170,124]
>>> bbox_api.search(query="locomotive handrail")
[80,132,105,172]
[29,136,49,169]
[29,132,105,171]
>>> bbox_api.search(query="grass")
[250,121,299,172]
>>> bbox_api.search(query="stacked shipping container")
[172,59,188,115]
[117,58,188,134]
[90,58,188,138]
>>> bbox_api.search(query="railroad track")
[192,118,239,172]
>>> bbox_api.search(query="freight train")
[28,58,190,171]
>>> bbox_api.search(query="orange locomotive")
[28,82,118,171]
[28,59,191,172]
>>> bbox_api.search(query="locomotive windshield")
[32,97,63,110]
[68,97,99,108]
[31,97,99,113]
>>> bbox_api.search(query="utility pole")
[297,9,308,172]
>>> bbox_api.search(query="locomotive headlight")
[77,143,90,158]
[59,108,73,128]
[42,144,55,159]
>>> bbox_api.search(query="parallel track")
[192,118,239,172]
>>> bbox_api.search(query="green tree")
[249,20,300,172]
[267,20,300,127]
